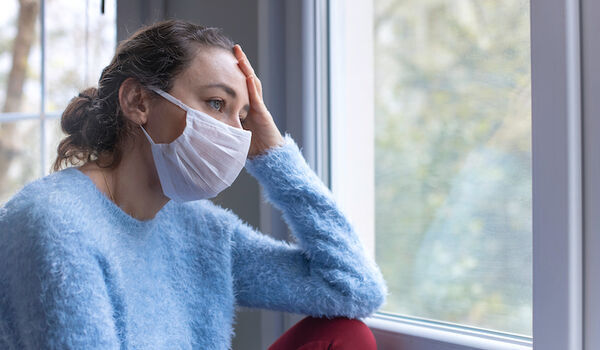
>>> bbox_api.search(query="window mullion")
[40,0,46,176]
[581,0,600,348]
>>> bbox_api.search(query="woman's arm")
[0,201,121,349]
[228,133,388,319]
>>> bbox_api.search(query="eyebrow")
[200,83,250,113]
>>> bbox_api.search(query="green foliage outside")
[374,0,532,335]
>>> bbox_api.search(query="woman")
[0,19,387,349]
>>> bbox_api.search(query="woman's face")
[145,46,250,144]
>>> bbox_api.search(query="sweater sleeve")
[0,200,121,349]
[229,133,388,319]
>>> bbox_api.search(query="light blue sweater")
[0,133,388,349]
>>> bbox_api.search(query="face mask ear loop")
[140,124,157,145]
[150,87,191,113]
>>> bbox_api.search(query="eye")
[207,99,225,112]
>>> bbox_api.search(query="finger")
[246,76,263,108]
[254,76,263,99]
[233,45,254,77]
[233,44,248,66]
[233,44,243,60]
[235,45,263,100]
[234,46,256,77]
[237,58,256,78]
[235,44,251,66]
[237,62,252,78]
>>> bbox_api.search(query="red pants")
[267,316,378,350]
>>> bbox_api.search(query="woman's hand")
[233,44,285,158]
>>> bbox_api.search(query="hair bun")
[78,91,94,101]
[61,87,99,137]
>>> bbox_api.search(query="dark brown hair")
[52,19,235,171]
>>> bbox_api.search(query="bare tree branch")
[0,0,40,184]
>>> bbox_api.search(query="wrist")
[249,133,285,158]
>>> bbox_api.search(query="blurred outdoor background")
[373,0,531,336]
[0,0,115,204]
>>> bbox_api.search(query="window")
[326,0,597,348]
[329,0,532,344]
[0,0,116,205]
[373,0,532,335]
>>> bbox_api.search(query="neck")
[82,134,169,221]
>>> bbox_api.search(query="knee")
[305,316,378,350]
[268,316,378,350]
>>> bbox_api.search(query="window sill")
[364,313,532,350]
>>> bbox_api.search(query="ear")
[119,77,152,125]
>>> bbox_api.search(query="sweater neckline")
[65,166,172,231]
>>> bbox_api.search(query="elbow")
[320,257,389,319]
[371,277,389,311]
[361,276,389,316]
[315,271,389,319]
[348,271,389,319]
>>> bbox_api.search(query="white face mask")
[140,87,252,202]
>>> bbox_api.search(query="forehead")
[177,46,247,96]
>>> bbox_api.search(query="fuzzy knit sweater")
[0,133,388,350]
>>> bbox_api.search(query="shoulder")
[0,172,93,289]
[1,167,86,214]
[0,168,93,243]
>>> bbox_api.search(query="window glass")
[0,0,41,203]
[0,0,116,205]
[0,120,41,203]
[46,0,116,113]
[0,1,41,114]
[373,0,532,335]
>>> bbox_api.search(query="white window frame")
[325,0,595,349]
